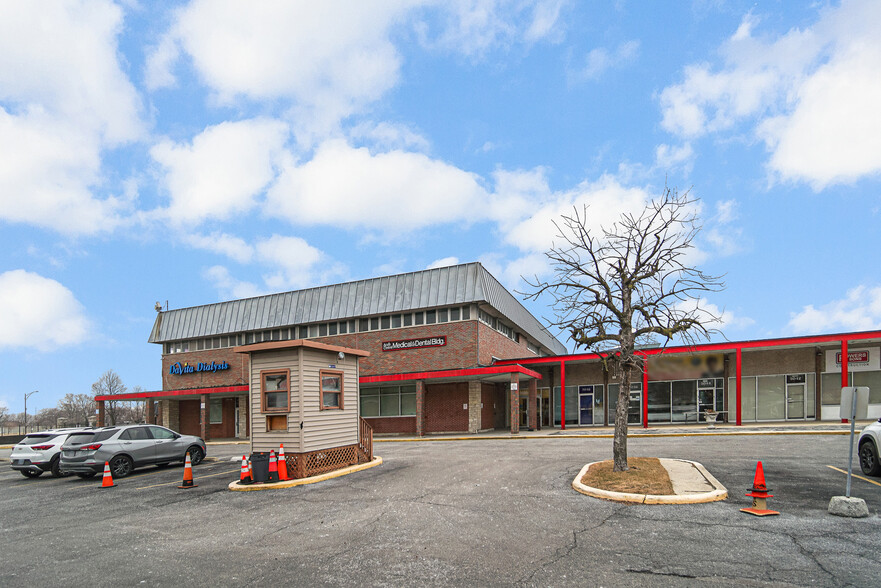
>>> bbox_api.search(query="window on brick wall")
[360,385,416,417]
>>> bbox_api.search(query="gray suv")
[60,425,206,479]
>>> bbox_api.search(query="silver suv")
[858,418,881,477]
[60,425,206,479]
[10,428,87,478]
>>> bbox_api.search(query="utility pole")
[24,390,38,434]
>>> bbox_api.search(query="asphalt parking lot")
[2,433,880,587]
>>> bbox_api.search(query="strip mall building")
[95,263,881,439]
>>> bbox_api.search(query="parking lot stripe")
[825,465,881,488]
[135,468,239,490]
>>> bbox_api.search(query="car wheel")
[186,446,204,466]
[858,440,881,477]
[50,456,71,478]
[75,472,97,479]
[20,469,42,478]
[110,455,134,478]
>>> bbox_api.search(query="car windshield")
[64,429,118,446]
[21,434,61,444]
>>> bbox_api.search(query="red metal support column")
[560,360,566,430]
[97,401,105,427]
[510,374,520,434]
[200,394,209,441]
[841,339,849,423]
[642,358,649,429]
[415,380,425,437]
[735,348,742,426]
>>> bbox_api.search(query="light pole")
[24,390,38,434]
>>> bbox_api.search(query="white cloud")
[676,297,754,334]
[202,266,263,301]
[788,285,881,334]
[570,40,640,82]
[183,232,254,264]
[427,256,460,269]
[659,0,881,189]
[266,139,487,232]
[0,1,144,234]
[0,270,90,351]
[348,121,431,153]
[151,118,289,224]
[654,142,694,174]
[256,235,326,291]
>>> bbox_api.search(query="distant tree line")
[1,370,146,433]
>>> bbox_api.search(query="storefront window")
[361,386,416,417]
[553,386,578,426]
[671,380,697,422]
[853,371,881,403]
[756,375,785,420]
[647,382,671,422]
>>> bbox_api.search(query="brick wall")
[477,322,538,365]
[365,416,417,435]
[161,347,249,390]
[424,383,469,433]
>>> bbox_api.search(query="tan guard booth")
[235,339,372,479]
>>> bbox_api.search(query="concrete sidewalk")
[374,419,872,443]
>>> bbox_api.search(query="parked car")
[9,428,89,478]
[858,418,881,477]
[60,425,206,479]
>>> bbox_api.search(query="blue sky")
[3,0,881,415]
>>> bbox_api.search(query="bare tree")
[525,186,724,471]
[58,393,95,427]
[91,370,127,426]
[34,407,63,429]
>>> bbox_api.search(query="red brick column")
[97,401,105,427]
[416,380,425,437]
[200,394,209,441]
[510,374,520,434]
[527,379,537,431]
[145,398,154,424]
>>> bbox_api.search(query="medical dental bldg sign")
[168,361,230,375]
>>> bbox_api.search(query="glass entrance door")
[579,392,593,425]
[786,383,805,419]
[698,387,715,421]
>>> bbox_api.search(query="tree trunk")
[613,365,631,471]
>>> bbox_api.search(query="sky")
[3,0,881,417]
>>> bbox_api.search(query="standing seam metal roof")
[148,262,567,355]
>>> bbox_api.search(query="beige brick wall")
[468,381,481,433]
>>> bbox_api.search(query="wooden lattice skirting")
[284,443,372,479]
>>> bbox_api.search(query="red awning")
[94,385,248,402]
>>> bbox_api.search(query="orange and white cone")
[741,461,778,516]
[178,452,198,489]
[268,450,279,482]
[278,444,289,481]
[100,461,116,488]
[239,455,251,485]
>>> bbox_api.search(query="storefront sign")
[786,374,806,384]
[825,347,879,372]
[168,361,230,375]
[382,336,446,352]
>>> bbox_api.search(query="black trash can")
[250,452,270,483]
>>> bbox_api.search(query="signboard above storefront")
[825,347,880,373]
[382,336,446,352]
[169,361,230,375]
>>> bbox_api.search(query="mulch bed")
[580,457,675,495]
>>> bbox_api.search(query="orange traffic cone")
[248,460,253,482]
[741,461,779,516]
[239,455,251,485]
[278,444,289,481]
[100,461,116,488]
[178,452,198,489]
[268,450,279,482]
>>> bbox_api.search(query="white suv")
[9,428,87,478]
[858,418,881,477]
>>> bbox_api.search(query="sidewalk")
[374,420,873,442]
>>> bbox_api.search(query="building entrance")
[786,375,806,419]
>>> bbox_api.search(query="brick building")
[95,263,567,440]
[92,263,881,439]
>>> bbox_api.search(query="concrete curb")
[572,458,728,504]
[376,430,849,443]
[228,456,383,491]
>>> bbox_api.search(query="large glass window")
[756,375,785,420]
[553,386,578,426]
[647,382,671,422]
[360,386,416,417]
[853,371,881,403]
[671,380,697,422]
[209,399,222,424]
[262,370,289,412]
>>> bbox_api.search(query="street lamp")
[24,390,38,434]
